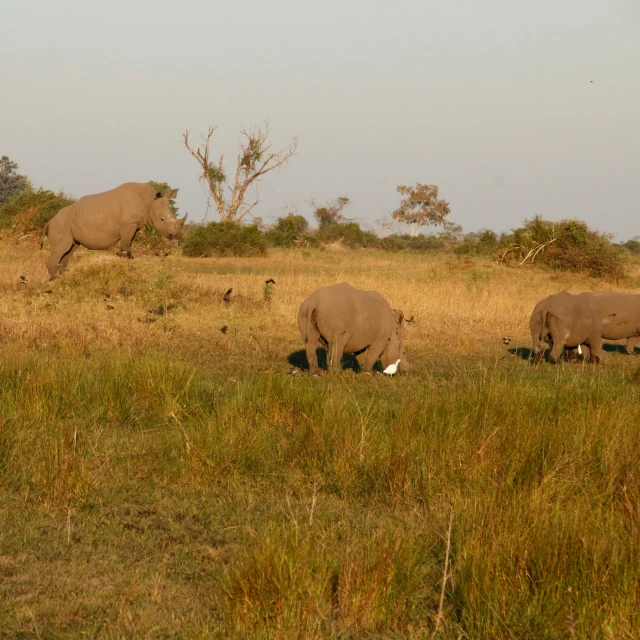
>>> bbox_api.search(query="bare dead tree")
[183,123,298,223]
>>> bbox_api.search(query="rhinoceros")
[530,290,607,364]
[297,282,411,374]
[589,290,640,354]
[40,182,187,279]
[562,291,640,360]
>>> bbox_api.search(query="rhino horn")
[178,212,188,225]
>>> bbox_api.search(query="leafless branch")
[184,123,297,223]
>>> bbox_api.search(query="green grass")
[2,351,640,637]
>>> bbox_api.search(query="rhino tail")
[530,306,549,353]
[297,299,317,343]
[304,302,316,342]
[39,222,49,249]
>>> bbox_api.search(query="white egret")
[383,359,401,376]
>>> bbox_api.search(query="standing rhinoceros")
[40,182,187,279]
[530,290,607,364]
[297,282,410,374]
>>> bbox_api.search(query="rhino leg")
[46,234,75,280]
[549,331,568,363]
[117,223,138,259]
[304,328,322,375]
[586,333,604,364]
[327,331,351,371]
[58,243,78,274]
[355,350,368,372]
[625,336,640,355]
[361,337,389,373]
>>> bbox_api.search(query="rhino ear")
[168,188,179,199]
[393,309,404,325]
[154,192,163,200]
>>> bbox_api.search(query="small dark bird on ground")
[221,325,229,334]
[223,288,233,303]
[106,304,115,311]
[19,275,27,284]
[265,279,276,285]
[502,336,512,345]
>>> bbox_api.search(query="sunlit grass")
[1,241,640,637]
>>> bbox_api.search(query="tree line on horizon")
[1,128,638,281]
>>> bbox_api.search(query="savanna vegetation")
[2,154,640,637]
[2,234,640,638]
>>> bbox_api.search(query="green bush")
[451,229,499,256]
[621,239,640,255]
[379,234,445,251]
[500,217,626,280]
[265,215,309,247]
[317,222,379,248]
[453,242,476,256]
[0,188,75,232]
[181,221,267,257]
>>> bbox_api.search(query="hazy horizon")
[2,0,639,238]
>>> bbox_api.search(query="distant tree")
[0,156,30,204]
[265,214,309,247]
[147,181,179,215]
[437,220,463,241]
[183,123,297,223]
[392,183,451,236]
[311,196,352,227]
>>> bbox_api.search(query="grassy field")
[1,239,640,638]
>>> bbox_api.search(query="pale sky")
[2,0,639,237]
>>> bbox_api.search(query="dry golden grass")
[3,239,638,367]
[2,240,640,638]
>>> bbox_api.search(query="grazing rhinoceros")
[40,182,187,279]
[564,291,640,360]
[297,282,411,374]
[589,291,640,354]
[530,290,608,364]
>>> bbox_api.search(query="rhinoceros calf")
[297,282,410,374]
[40,182,187,279]
[530,290,605,364]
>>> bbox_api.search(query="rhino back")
[306,283,394,351]
[67,183,153,249]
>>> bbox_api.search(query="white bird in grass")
[383,359,401,376]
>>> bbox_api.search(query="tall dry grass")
[1,240,640,637]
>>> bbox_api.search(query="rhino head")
[149,189,188,239]
[381,309,411,374]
